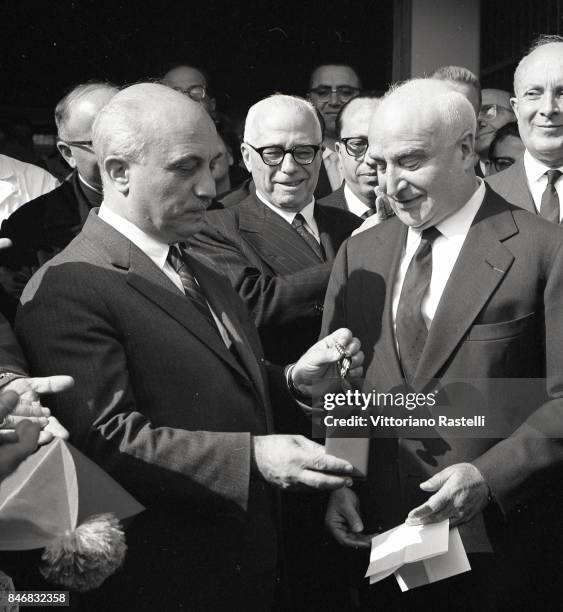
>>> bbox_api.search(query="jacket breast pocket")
[465,312,536,341]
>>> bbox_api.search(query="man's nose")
[280,151,300,173]
[195,168,217,199]
[539,91,560,118]
[384,166,406,198]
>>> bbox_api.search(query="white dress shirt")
[255,191,321,242]
[391,180,486,336]
[98,204,231,346]
[0,154,58,223]
[523,150,563,221]
[344,183,373,218]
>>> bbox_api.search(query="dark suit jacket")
[16,211,287,610]
[321,188,563,570]
[317,184,347,212]
[189,193,361,366]
[0,170,101,322]
[486,155,536,213]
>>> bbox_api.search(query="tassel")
[40,513,127,592]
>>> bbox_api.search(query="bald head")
[162,65,207,89]
[93,82,212,172]
[368,79,478,230]
[514,41,563,96]
[93,82,217,243]
[244,95,322,143]
[374,79,476,145]
[55,82,119,188]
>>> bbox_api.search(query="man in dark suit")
[322,79,563,609]
[319,95,380,218]
[487,35,563,221]
[190,94,361,367]
[15,84,361,611]
[0,82,118,321]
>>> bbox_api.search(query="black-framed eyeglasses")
[339,137,369,157]
[245,143,321,166]
[172,85,207,102]
[60,139,93,151]
[492,156,516,172]
[309,86,360,102]
[479,104,513,120]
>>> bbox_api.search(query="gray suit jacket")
[486,155,536,213]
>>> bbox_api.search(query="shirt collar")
[78,173,103,195]
[98,203,170,270]
[0,156,15,181]
[408,178,486,243]
[255,189,316,225]
[344,183,372,216]
[523,149,563,183]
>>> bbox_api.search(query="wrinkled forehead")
[369,101,442,154]
[340,100,379,136]
[515,45,563,93]
[310,65,360,88]
[250,105,321,144]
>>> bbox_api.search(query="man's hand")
[253,434,354,491]
[0,390,40,480]
[291,328,363,394]
[325,487,372,549]
[2,375,74,444]
[405,463,491,527]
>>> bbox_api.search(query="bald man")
[162,63,216,115]
[322,78,563,608]
[488,35,563,223]
[190,94,361,367]
[0,83,118,319]
[15,84,362,610]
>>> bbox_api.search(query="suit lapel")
[238,195,321,271]
[489,157,535,213]
[362,219,406,387]
[316,201,342,260]
[413,191,518,386]
[188,254,270,409]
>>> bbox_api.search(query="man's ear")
[56,141,76,169]
[240,143,252,172]
[104,156,130,194]
[459,131,476,168]
[510,96,519,120]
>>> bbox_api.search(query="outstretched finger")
[27,375,75,395]
[299,470,353,491]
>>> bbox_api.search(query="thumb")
[0,391,19,419]
[342,494,364,533]
[420,469,449,491]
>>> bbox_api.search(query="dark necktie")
[167,245,215,322]
[292,213,325,261]
[540,169,562,223]
[395,226,441,382]
[362,208,376,220]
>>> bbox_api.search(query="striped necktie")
[540,169,562,223]
[291,213,325,262]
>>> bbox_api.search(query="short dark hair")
[335,92,379,139]
[430,65,482,110]
[488,121,521,159]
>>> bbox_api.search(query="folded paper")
[366,520,471,591]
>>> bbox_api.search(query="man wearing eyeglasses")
[0,82,118,320]
[488,35,563,225]
[475,88,515,176]
[190,94,361,367]
[162,63,216,117]
[318,95,380,218]
[308,63,361,195]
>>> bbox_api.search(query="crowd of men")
[0,32,560,612]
